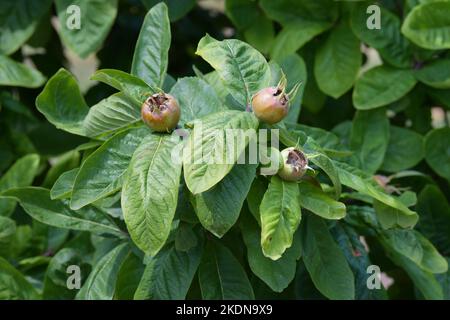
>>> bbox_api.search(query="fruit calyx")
[141,92,180,132]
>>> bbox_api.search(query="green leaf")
[131,2,170,88]
[301,214,355,300]
[353,66,417,110]
[55,0,118,58]
[260,0,338,26]
[183,110,259,194]
[1,187,124,237]
[374,198,420,229]
[141,0,195,21]
[194,163,257,238]
[36,69,88,136]
[270,21,331,60]
[305,149,342,199]
[122,134,182,256]
[114,252,145,300]
[388,251,443,300]
[196,35,271,108]
[416,185,450,256]
[0,154,40,217]
[415,59,450,89]
[402,1,450,50]
[334,161,419,226]
[244,15,275,55]
[0,0,52,55]
[241,213,301,292]
[330,223,387,300]
[0,55,45,88]
[298,182,346,220]
[424,127,450,181]
[134,236,203,300]
[436,258,450,299]
[71,127,148,210]
[380,126,424,172]
[77,243,129,300]
[351,3,413,68]
[314,20,361,98]
[199,241,254,300]
[169,77,225,125]
[225,0,260,30]
[260,176,301,260]
[91,69,153,104]
[43,248,87,300]
[350,108,390,173]
[83,93,141,138]
[381,229,448,274]
[0,257,40,299]
[0,216,15,257]
[50,168,79,200]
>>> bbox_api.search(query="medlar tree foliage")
[1,0,450,300]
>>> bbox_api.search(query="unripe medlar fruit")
[141,93,180,132]
[251,76,300,125]
[251,86,289,124]
[278,147,309,182]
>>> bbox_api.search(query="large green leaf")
[330,223,387,300]
[194,164,257,238]
[415,59,450,89]
[298,182,346,220]
[198,241,254,300]
[114,252,145,300]
[122,134,182,256]
[260,0,338,26]
[141,0,195,21]
[314,20,361,98]
[0,55,45,88]
[183,110,259,194]
[169,77,224,125]
[36,69,88,136]
[0,216,15,257]
[260,176,301,260]
[380,126,424,172]
[131,2,170,88]
[55,0,118,58]
[0,154,40,217]
[334,161,419,226]
[351,3,413,68]
[91,69,153,104]
[196,35,271,108]
[402,1,450,50]
[301,214,355,300]
[305,149,342,199]
[374,198,420,230]
[71,127,148,209]
[350,108,390,173]
[83,93,141,138]
[0,0,52,55]
[50,168,79,200]
[77,243,129,300]
[353,66,417,110]
[1,187,124,237]
[0,257,40,299]
[241,214,301,292]
[381,229,448,274]
[424,127,450,181]
[270,21,331,60]
[416,185,450,256]
[43,248,87,300]
[134,236,203,300]
[388,251,443,300]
